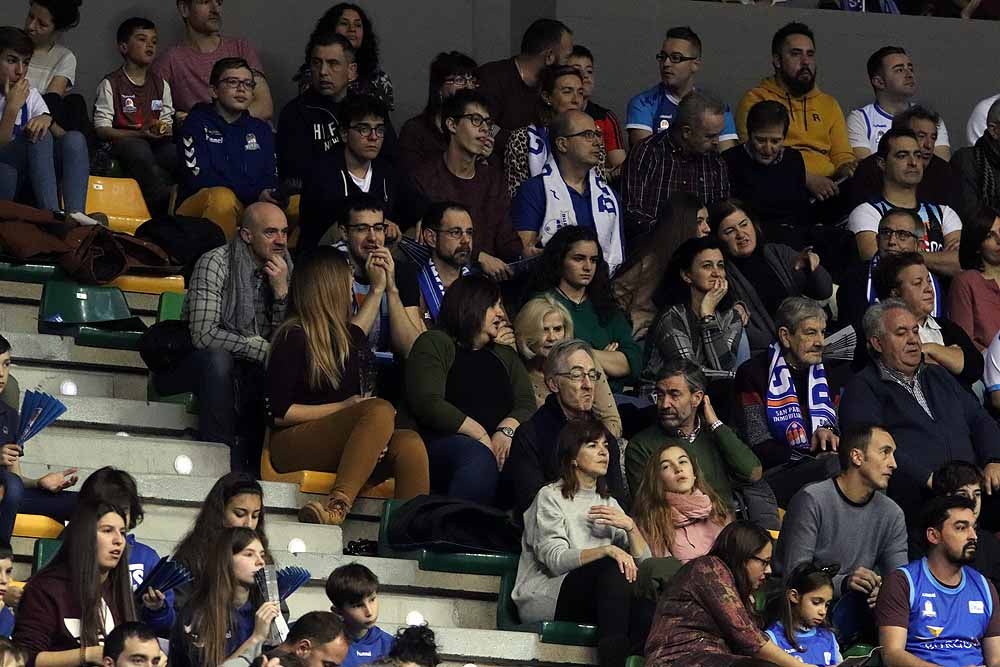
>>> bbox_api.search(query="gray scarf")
[221,235,292,337]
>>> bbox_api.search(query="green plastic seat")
[625,657,645,667]
[377,500,519,575]
[38,281,144,347]
[496,569,598,645]
[75,327,142,351]
[843,644,882,666]
[32,537,62,573]
[0,261,64,284]
[157,291,185,322]
[145,290,198,411]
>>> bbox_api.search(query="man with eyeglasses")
[175,57,279,239]
[776,424,905,645]
[838,208,942,331]
[626,359,762,516]
[298,94,415,253]
[511,110,623,272]
[333,194,424,359]
[625,26,738,151]
[500,338,627,519]
[154,202,291,474]
[154,0,272,122]
[277,31,381,197]
[848,128,962,278]
[411,89,522,280]
[416,201,475,324]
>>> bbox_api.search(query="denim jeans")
[425,434,499,505]
[0,470,77,546]
[0,130,88,213]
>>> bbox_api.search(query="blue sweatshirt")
[0,606,14,639]
[127,534,175,637]
[178,102,277,205]
[342,626,394,667]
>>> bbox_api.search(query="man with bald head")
[152,202,292,473]
[511,109,623,273]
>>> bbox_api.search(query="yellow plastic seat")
[768,529,780,540]
[85,176,152,235]
[13,514,64,539]
[260,439,395,498]
[109,274,185,295]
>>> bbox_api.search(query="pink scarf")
[665,489,714,527]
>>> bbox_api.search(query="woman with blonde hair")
[266,246,429,526]
[633,443,731,562]
[513,294,621,437]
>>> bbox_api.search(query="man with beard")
[776,424,906,645]
[500,338,628,518]
[626,359,761,510]
[736,22,855,206]
[848,128,962,276]
[876,495,1000,667]
[953,98,1000,229]
[416,201,474,325]
[840,300,1000,530]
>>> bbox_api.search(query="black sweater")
[722,145,810,230]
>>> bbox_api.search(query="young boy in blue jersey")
[326,563,394,667]
[0,544,15,638]
[876,495,1000,667]
[766,562,841,666]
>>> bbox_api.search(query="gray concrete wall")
[557,0,992,148]
[0,1,991,146]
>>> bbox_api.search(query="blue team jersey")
[765,620,842,665]
[901,558,993,667]
[342,625,395,667]
[625,83,738,141]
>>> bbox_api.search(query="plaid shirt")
[181,244,288,365]
[621,132,729,237]
[644,305,743,382]
[877,360,933,419]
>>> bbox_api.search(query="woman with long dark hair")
[405,274,535,505]
[613,193,710,339]
[267,246,429,526]
[398,51,479,172]
[708,199,832,356]
[529,226,642,392]
[13,502,136,667]
[513,417,649,667]
[643,237,746,384]
[313,3,393,109]
[170,527,280,667]
[504,65,607,198]
[645,522,816,667]
[950,207,1000,351]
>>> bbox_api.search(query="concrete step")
[21,432,227,477]
[7,331,146,372]
[51,394,196,435]
[11,364,148,401]
[393,625,596,666]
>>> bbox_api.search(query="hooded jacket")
[178,102,276,205]
[736,76,854,178]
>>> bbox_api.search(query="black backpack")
[135,215,225,279]
[387,495,522,554]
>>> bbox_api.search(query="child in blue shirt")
[766,562,842,666]
[327,563,394,667]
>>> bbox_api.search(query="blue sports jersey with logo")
[766,621,841,665]
[901,558,992,667]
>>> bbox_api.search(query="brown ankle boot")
[298,493,351,526]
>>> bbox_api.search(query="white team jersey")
[846,102,949,154]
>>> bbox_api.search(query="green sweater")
[547,290,642,392]
[404,330,537,433]
[625,423,761,503]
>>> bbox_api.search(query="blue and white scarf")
[526,125,550,178]
[866,253,943,317]
[765,342,837,453]
[417,257,469,322]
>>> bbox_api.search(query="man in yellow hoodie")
[737,22,856,204]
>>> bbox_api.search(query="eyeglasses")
[443,74,478,88]
[750,556,772,568]
[562,129,603,143]
[876,228,919,241]
[656,52,699,64]
[349,123,386,138]
[554,368,603,382]
[218,77,256,91]
[432,227,473,240]
[346,223,388,235]
[455,113,492,128]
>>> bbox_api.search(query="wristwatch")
[495,426,515,438]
